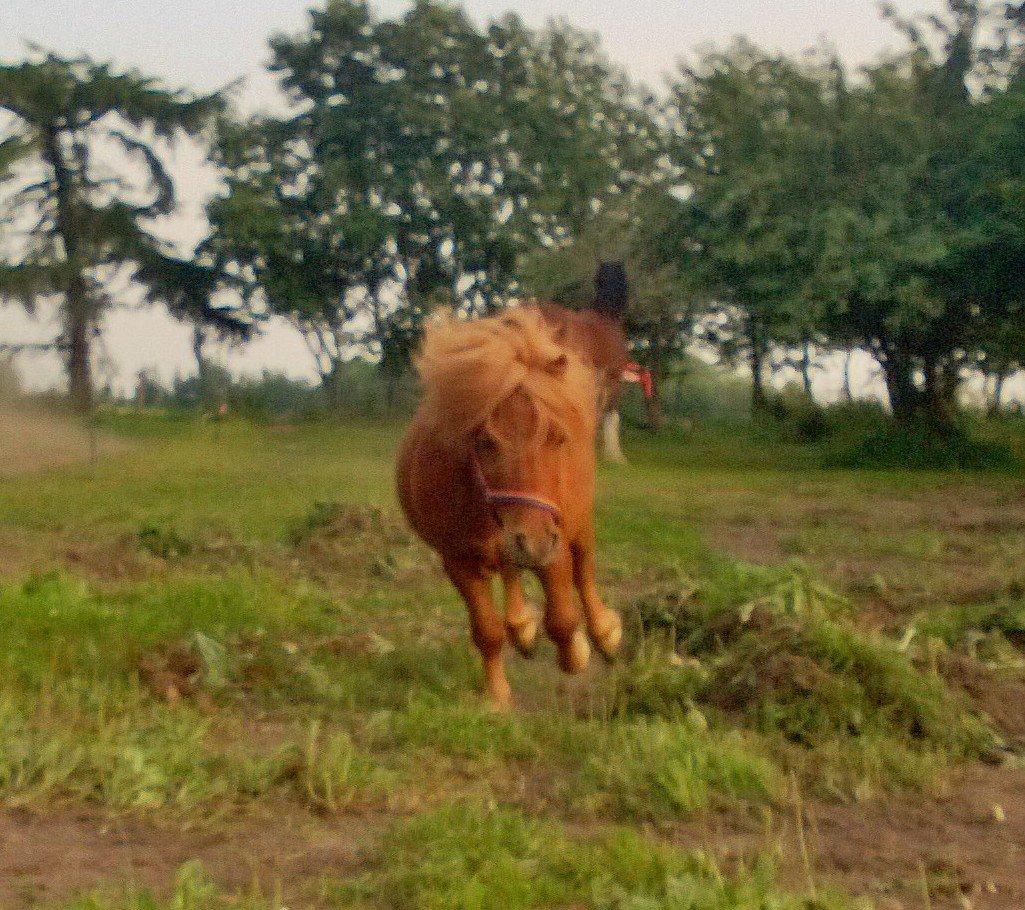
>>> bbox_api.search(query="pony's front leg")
[444,559,512,711]
[501,567,540,657]
[539,555,591,674]
[571,536,622,662]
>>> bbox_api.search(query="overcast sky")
[0,0,948,396]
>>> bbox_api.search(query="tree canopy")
[3,0,1025,423]
[0,51,241,409]
[207,0,667,386]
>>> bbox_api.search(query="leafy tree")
[670,42,843,411]
[520,193,703,425]
[940,9,1025,413]
[0,51,224,410]
[133,246,254,402]
[819,2,988,422]
[209,0,664,388]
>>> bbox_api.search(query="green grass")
[610,560,1001,798]
[3,412,1025,906]
[578,719,782,817]
[331,801,865,910]
[47,863,279,910]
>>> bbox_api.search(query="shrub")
[822,414,1016,470]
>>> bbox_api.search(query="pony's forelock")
[415,307,596,446]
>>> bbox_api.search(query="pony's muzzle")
[502,522,561,570]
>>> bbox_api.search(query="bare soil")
[807,765,1025,909]
[0,406,124,478]
[0,804,378,908]
[3,765,1022,909]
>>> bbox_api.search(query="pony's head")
[417,308,596,569]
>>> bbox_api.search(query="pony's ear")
[545,353,569,378]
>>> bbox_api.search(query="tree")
[132,246,254,404]
[939,10,1025,413]
[0,51,224,410]
[670,42,844,412]
[520,193,702,426]
[209,0,664,389]
[819,2,988,423]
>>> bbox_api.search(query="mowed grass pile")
[1,413,1021,906]
[609,561,1001,799]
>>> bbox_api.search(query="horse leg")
[601,409,626,464]
[444,559,512,710]
[502,567,540,658]
[539,555,590,674]
[571,536,622,661]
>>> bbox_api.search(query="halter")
[471,453,564,527]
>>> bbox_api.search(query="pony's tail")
[593,261,628,321]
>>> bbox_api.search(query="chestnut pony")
[396,308,623,709]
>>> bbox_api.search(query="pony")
[533,262,649,463]
[396,307,623,709]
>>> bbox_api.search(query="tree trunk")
[880,351,920,420]
[600,409,626,464]
[192,326,209,406]
[645,343,667,430]
[66,300,92,413]
[42,127,92,412]
[799,337,815,402]
[988,370,1007,417]
[922,356,957,428]
[841,349,854,402]
[645,371,665,430]
[749,338,769,414]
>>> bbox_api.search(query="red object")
[622,361,654,400]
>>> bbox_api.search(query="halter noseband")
[471,453,563,527]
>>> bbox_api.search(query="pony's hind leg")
[444,559,512,711]
[502,567,540,657]
[539,555,590,674]
[571,537,623,661]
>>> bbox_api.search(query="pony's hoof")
[560,629,591,674]
[594,611,623,663]
[508,607,540,658]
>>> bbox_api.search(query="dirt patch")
[0,804,379,908]
[807,765,1025,909]
[0,407,125,478]
[703,484,1025,619]
[651,766,1025,910]
[941,654,1025,749]
[4,768,1022,910]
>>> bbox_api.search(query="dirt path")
[0,804,378,907]
[4,766,1022,909]
[807,766,1025,909]
[0,407,124,478]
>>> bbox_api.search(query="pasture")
[1,413,1024,909]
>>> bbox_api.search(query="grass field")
[1,411,1024,909]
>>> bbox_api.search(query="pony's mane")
[416,307,597,445]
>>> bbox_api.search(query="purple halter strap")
[471,454,563,527]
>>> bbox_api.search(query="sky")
[0,0,949,398]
